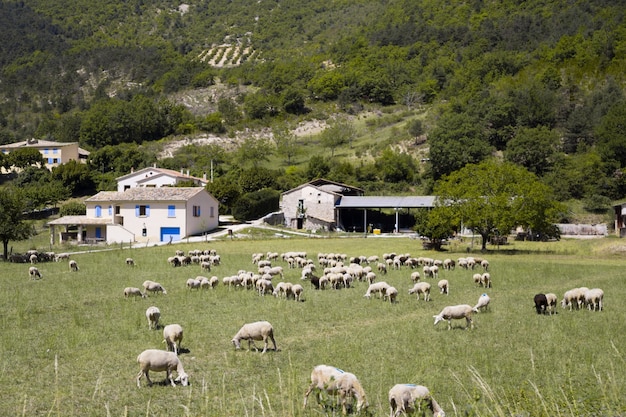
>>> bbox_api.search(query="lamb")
[143,280,167,295]
[388,384,446,417]
[473,273,482,286]
[364,281,391,299]
[124,287,146,299]
[163,324,184,355]
[126,258,135,266]
[303,365,369,415]
[69,260,79,272]
[437,279,449,295]
[145,306,160,330]
[408,282,431,301]
[545,293,558,315]
[472,293,491,312]
[136,349,188,387]
[584,288,604,311]
[28,266,42,280]
[383,286,399,303]
[231,321,277,353]
[534,293,548,314]
[433,304,474,330]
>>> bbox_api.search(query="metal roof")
[336,196,436,209]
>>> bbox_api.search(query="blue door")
[160,227,181,242]
[95,227,102,239]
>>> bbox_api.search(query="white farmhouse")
[116,166,208,192]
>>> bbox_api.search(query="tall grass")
[1,235,625,416]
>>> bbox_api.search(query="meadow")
[1,231,625,417]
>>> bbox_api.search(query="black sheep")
[534,293,548,314]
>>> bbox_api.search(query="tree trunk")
[2,240,8,262]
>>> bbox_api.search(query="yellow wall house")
[48,187,219,245]
[0,138,89,170]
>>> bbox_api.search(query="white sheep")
[443,258,455,270]
[472,293,491,312]
[388,384,446,417]
[433,304,474,330]
[69,259,79,272]
[584,288,604,311]
[291,284,304,301]
[145,306,160,330]
[364,281,391,299]
[28,266,42,280]
[303,365,369,415]
[256,278,274,296]
[55,252,70,262]
[186,278,201,290]
[29,253,38,264]
[408,282,431,301]
[561,287,587,310]
[124,287,146,299]
[480,259,490,271]
[136,349,188,387]
[231,321,277,353]
[545,293,558,315]
[383,286,399,303]
[125,258,135,266]
[410,271,421,283]
[437,279,449,295]
[163,324,184,355]
[480,273,491,288]
[143,280,167,295]
[473,273,482,285]
[273,281,293,298]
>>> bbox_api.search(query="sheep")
[364,281,391,299]
[584,288,604,311]
[273,281,293,299]
[146,306,160,330]
[377,262,388,274]
[29,254,38,264]
[186,278,201,290]
[55,252,70,262]
[303,365,369,415]
[388,384,446,417]
[124,287,146,299]
[28,266,42,280]
[410,271,421,283]
[480,273,492,288]
[433,304,474,330]
[256,278,274,296]
[545,293,558,315]
[231,321,277,353]
[472,293,491,312]
[481,259,490,271]
[534,293,548,314]
[408,282,431,301]
[69,260,79,272]
[168,256,181,267]
[383,286,398,303]
[125,258,135,266]
[443,258,455,270]
[136,349,188,387]
[143,280,167,295]
[561,287,587,310]
[437,279,449,295]
[163,324,184,355]
[291,284,304,301]
[200,261,211,272]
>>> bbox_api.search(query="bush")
[231,188,280,221]
[59,201,86,216]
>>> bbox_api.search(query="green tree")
[0,188,32,260]
[306,155,331,180]
[504,126,560,175]
[205,176,241,214]
[320,118,356,157]
[232,188,280,222]
[595,101,626,167]
[7,147,45,170]
[434,159,564,251]
[238,167,277,193]
[273,127,300,165]
[51,160,96,196]
[235,138,273,168]
[375,148,416,183]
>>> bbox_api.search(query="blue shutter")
[168,205,175,217]
[197,206,201,216]
[48,158,54,164]
[146,205,150,217]
[108,205,112,215]
[135,205,140,217]
[95,205,102,217]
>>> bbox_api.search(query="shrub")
[231,188,280,221]
[59,201,86,216]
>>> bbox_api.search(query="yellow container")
[373,229,381,235]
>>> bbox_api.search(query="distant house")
[48,187,219,245]
[614,201,626,237]
[0,138,89,170]
[116,166,208,192]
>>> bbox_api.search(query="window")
[44,148,49,154]
[53,148,58,154]
[108,205,113,216]
[193,205,201,217]
[168,205,176,217]
[135,205,150,217]
[48,158,54,164]
[209,206,215,218]
[95,205,102,218]
[115,206,120,215]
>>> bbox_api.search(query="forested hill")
[1,0,625,211]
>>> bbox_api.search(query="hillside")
[0,0,625,219]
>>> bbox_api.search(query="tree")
[375,148,416,183]
[51,160,96,196]
[0,188,32,260]
[235,138,273,168]
[504,125,560,175]
[320,117,356,157]
[273,127,300,165]
[7,147,45,170]
[434,159,565,251]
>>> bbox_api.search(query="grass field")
[1,231,625,417]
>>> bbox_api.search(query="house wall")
[117,201,187,243]
[185,192,219,236]
[281,185,338,230]
[117,172,177,192]
[106,224,135,244]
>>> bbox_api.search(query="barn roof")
[336,196,436,209]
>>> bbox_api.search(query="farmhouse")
[47,187,219,245]
[280,179,436,233]
[0,138,89,170]
[116,166,208,192]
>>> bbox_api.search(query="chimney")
[186,169,190,176]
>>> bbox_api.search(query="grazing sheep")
[186,278,201,290]
[545,293,558,315]
[69,260,79,272]
[136,349,188,387]
[124,287,146,299]
[28,266,42,280]
[364,281,391,299]
[126,258,135,266]
[163,324,184,355]
[303,365,369,415]
[291,284,304,301]
[146,306,160,330]
[143,280,167,295]
[29,254,38,264]
[384,286,399,303]
[473,273,482,286]
[472,293,491,312]
[584,288,604,311]
[480,259,490,271]
[437,279,449,295]
[55,252,70,262]
[377,262,388,274]
[480,273,491,288]
[256,278,274,296]
[433,304,474,330]
[408,282,431,301]
[388,384,446,417]
[561,287,587,310]
[273,281,294,299]
[200,261,211,272]
[443,258,455,270]
[231,321,277,353]
[410,271,421,283]
[534,293,548,314]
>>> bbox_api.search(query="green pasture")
[1,234,625,417]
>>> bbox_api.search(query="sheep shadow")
[177,347,191,355]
